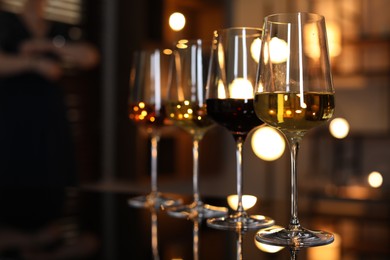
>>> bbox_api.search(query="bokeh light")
[329,117,350,139]
[263,37,289,64]
[250,37,262,63]
[229,78,253,99]
[307,233,341,260]
[169,12,186,31]
[368,171,383,188]
[254,226,284,253]
[227,194,257,210]
[251,126,285,161]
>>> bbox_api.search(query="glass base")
[207,213,274,231]
[128,192,182,210]
[167,201,228,220]
[255,226,334,247]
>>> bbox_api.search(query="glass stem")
[235,136,245,215]
[150,132,160,195]
[193,138,200,204]
[286,133,303,230]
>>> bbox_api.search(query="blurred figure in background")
[0,0,99,187]
[0,0,100,258]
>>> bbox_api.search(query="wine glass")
[205,27,274,230]
[254,12,335,246]
[165,39,228,219]
[128,48,181,209]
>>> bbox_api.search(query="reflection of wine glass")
[128,49,181,209]
[205,27,274,230]
[193,218,200,260]
[254,13,335,247]
[165,39,227,219]
[289,247,300,260]
[150,208,160,260]
[236,230,244,260]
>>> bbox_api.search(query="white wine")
[254,92,335,132]
[165,101,214,139]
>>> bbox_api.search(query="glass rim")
[264,12,325,24]
[173,38,208,47]
[175,38,203,44]
[132,47,173,57]
[212,27,263,37]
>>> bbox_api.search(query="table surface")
[0,185,388,260]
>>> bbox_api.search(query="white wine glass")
[205,27,274,230]
[165,39,228,219]
[128,48,182,209]
[254,12,335,247]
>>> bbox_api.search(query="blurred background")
[1,0,389,258]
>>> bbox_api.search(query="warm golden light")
[271,37,289,63]
[176,39,189,49]
[163,49,173,55]
[329,117,350,139]
[254,241,284,253]
[304,21,342,59]
[229,78,253,99]
[250,38,262,63]
[251,126,285,161]
[326,21,342,57]
[169,12,186,32]
[304,23,321,59]
[227,194,257,210]
[217,79,226,98]
[308,233,341,260]
[254,226,284,253]
[264,37,289,64]
[368,171,383,188]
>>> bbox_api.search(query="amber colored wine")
[254,92,335,132]
[206,98,263,136]
[165,101,214,139]
[128,102,168,127]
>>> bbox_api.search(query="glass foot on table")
[128,192,182,210]
[255,226,334,247]
[167,201,228,220]
[207,213,274,231]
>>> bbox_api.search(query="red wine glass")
[205,27,274,230]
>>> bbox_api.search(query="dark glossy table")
[77,189,298,260]
[0,187,294,259]
[0,185,387,259]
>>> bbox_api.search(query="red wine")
[206,98,263,136]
